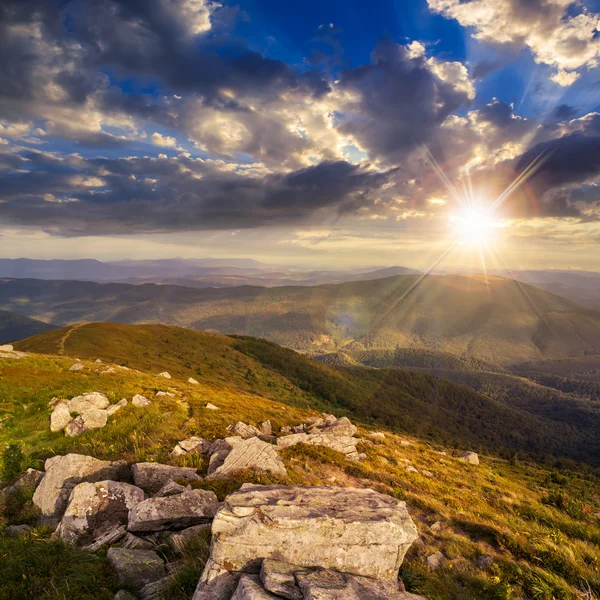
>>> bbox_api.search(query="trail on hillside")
[57,323,85,355]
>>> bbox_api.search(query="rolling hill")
[0,309,57,344]
[3,274,600,365]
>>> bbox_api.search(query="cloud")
[428,0,600,85]
[151,132,179,148]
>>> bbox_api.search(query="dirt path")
[57,323,86,355]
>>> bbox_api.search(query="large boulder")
[230,422,262,439]
[232,575,279,599]
[50,403,73,432]
[55,480,144,546]
[33,454,129,520]
[459,451,479,465]
[207,437,287,480]
[67,392,110,413]
[171,436,212,457]
[128,489,220,532]
[207,438,243,475]
[0,468,44,497]
[132,463,202,494]
[277,432,360,461]
[107,548,166,590]
[260,560,302,599]
[195,484,418,598]
[322,417,357,437]
[65,408,108,437]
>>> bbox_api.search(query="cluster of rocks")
[48,391,159,437]
[3,452,427,600]
[193,484,426,600]
[0,344,28,359]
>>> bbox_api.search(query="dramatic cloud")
[428,0,600,85]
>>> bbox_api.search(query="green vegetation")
[1,442,25,483]
[2,323,600,599]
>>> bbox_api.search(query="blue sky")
[0,0,599,269]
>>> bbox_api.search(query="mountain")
[0,309,57,344]
[3,274,600,365]
[3,323,600,599]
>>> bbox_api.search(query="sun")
[451,207,500,246]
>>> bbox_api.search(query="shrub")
[1,442,25,483]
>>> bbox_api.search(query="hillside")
[0,309,57,344]
[2,323,600,600]
[3,274,600,365]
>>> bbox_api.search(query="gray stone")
[230,422,262,439]
[132,394,152,407]
[0,344,13,351]
[5,524,32,537]
[277,432,360,461]
[158,372,171,379]
[232,575,280,599]
[50,402,73,432]
[33,454,129,519]
[322,413,337,424]
[86,525,128,551]
[154,480,188,497]
[207,437,287,480]
[258,421,272,436]
[204,485,418,582]
[128,489,219,532]
[426,551,447,570]
[323,417,357,437]
[69,363,85,371]
[107,399,128,417]
[430,521,443,532]
[193,559,241,600]
[114,591,136,600]
[173,436,212,457]
[55,480,144,546]
[459,451,479,465]
[138,574,178,600]
[477,555,494,569]
[207,438,243,475]
[305,417,325,428]
[67,392,110,413]
[368,431,385,439]
[122,532,156,550]
[132,462,201,494]
[65,408,108,437]
[260,560,302,600]
[188,377,200,385]
[155,391,175,398]
[1,468,44,497]
[206,403,220,410]
[405,466,418,473]
[107,548,166,590]
[169,523,211,553]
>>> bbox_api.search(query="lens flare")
[451,208,500,246]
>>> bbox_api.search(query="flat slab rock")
[207,437,287,480]
[132,462,202,494]
[196,484,418,596]
[277,432,360,461]
[55,480,144,546]
[33,454,129,519]
[128,489,220,532]
[107,547,166,590]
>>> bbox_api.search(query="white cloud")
[151,132,179,148]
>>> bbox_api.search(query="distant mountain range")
[0,309,57,344]
[3,273,600,365]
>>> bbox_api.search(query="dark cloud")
[471,60,500,79]
[553,104,578,121]
[0,153,393,234]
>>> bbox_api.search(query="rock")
[107,548,166,590]
[128,489,220,532]
[86,525,128,551]
[0,344,14,351]
[172,436,212,457]
[64,408,108,437]
[477,555,494,569]
[208,437,287,480]
[280,426,291,434]
[405,466,418,473]
[323,417,357,437]
[368,432,386,439]
[188,377,200,385]
[154,480,188,497]
[305,417,325,428]
[122,532,156,550]
[426,551,447,570]
[232,575,280,599]
[277,432,360,461]
[114,591,137,600]
[260,560,303,600]
[33,454,129,519]
[291,424,305,434]
[107,399,128,416]
[169,523,211,553]
[206,403,220,410]
[203,485,418,582]
[194,559,242,600]
[50,402,73,432]
[1,468,44,496]
[430,521,443,532]
[55,480,144,546]
[322,413,337,424]
[231,422,262,439]
[158,372,171,379]
[132,394,152,407]
[459,451,479,465]
[138,574,179,600]
[132,463,201,494]
[69,363,85,371]
[400,441,411,447]
[295,568,427,600]
[5,524,32,537]
[68,392,110,413]
[155,391,175,398]
[207,437,243,475]
[258,421,272,436]
[422,470,434,478]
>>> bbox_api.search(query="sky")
[0,0,599,270]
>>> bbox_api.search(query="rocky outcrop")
[132,462,202,494]
[260,560,302,599]
[154,480,189,497]
[232,575,279,599]
[0,468,44,497]
[33,454,129,520]
[65,408,108,437]
[107,548,166,590]
[207,438,243,475]
[207,437,287,480]
[196,484,418,599]
[169,523,211,553]
[128,489,220,532]
[229,422,262,439]
[68,392,110,413]
[459,451,479,465]
[55,480,144,546]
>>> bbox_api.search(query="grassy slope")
[1,324,600,599]
[15,324,600,463]
[4,274,600,365]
